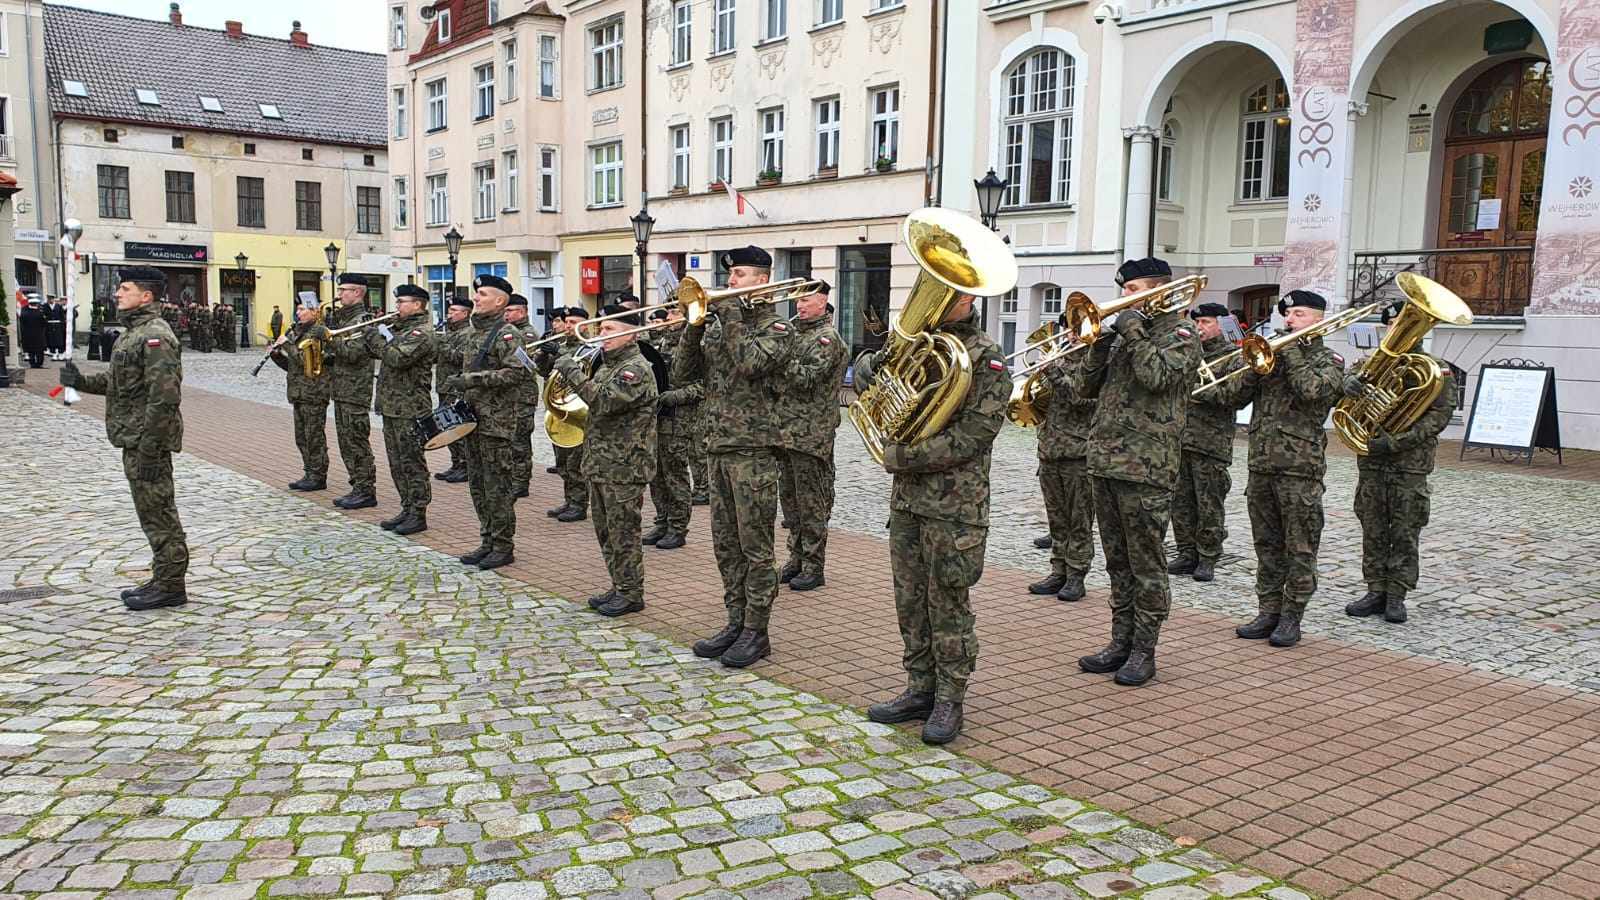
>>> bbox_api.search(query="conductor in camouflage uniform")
[1169,303,1238,583]
[777,283,848,592]
[433,294,473,482]
[1074,258,1202,687]
[646,305,701,550]
[59,266,190,611]
[324,274,380,509]
[561,306,659,617]
[674,246,793,669]
[440,274,534,569]
[537,307,590,522]
[503,293,539,499]
[1213,290,1354,648]
[1027,320,1098,603]
[369,284,436,535]
[859,294,1011,745]
[270,296,331,491]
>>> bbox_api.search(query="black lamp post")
[630,206,656,303]
[444,226,463,310]
[235,252,249,347]
[323,241,340,302]
[973,169,1009,331]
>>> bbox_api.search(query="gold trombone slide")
[1192,300,1383,396]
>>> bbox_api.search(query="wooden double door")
[1435,139,1541,315]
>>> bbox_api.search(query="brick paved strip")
[19,379,1600,899]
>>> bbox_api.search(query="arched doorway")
[1435,56,1549,314]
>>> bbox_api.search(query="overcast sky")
[59,0,386,53]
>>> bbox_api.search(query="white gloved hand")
[377,324,395,343]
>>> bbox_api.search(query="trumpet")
[591,276,826,342]
[1191,300,1383,396]
[324,310,401,341]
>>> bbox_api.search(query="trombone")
[585,276,826,343]
[1192,300,1382,396]
[324,310,401,341]
[1011,274,1209,378]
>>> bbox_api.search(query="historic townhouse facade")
[0,0,60,298]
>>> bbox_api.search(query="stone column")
[1122,126,1158,261]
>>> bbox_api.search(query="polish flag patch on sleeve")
[146,338,163,347]
[988,359,1006,371]
[502,333,515,341]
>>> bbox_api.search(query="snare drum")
[413,399,477,450]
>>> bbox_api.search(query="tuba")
[848,208,1018,464]
[1332,272,1472,454]
[542,344,598,448]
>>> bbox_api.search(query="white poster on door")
[1530,2,1600,314]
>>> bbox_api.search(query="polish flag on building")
[724,181,767,219]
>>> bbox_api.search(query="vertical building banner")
[1530,1,1600,314]
[1281,0,1357,305]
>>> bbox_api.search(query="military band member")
[1027,317,1097,603]
[777,283,848,592]
[859,292,1010,745]
[439,274,533,569]
[270,296,331,491]
[369,285,436,535]
[190,302,213,353]
[59,266,190,610]
[324,274,380,509]
[539,307,590,523]
[433,293,474,482]
[647,305,701,550]
[1213,290,1351,648]
[1075,258,1202,687]
[676,245,792,668]
[504,293,539,499]
[1169,302,1238,582]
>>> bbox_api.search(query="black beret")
[394,284,429,302]
[720,245,773,270]
[448,292,473,309]
[598,303,641,327]
[815,279,831,296]
[1190,302,1230,319]
[337,273,368,287]
[1279,290,1327,314]
[473,274,513,295]
[825,302,835,315]
[1114,257,1172,287]
[618,292,641,306]
[564,306,588,319]
[508,293,528,307]
[648,308,669,321]
[118,266,166,286]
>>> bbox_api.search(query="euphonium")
[1332,272,1472,454]
[542,344,599,448]
[848,208,1018,464]
[1005,321,1063,428]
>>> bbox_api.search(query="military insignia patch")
[771,322,789,333]
[988,359,1005,371]
[818,336,832,345]
[411,330,422,336]
[619,370,640,383]
[502,333,515,341]
[1332,352,1345,364]
[1176,328,1192,338]
[146,338,162,347]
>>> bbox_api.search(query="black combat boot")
[693,623,742,658]
[546,502,570,518]
[1079,609,1134,673]
[393,511,428,536]
[1028,572,1067,595]
[779,559,802,584]
[477,550,515,570]
[1056,573,1086,602]
[1383,591,1408,624]
[288,476,318,491]
[120,580,155,601]
[459,545,491,566]
[434,467,453,481]
[719,629,771,668]
[1192,559,1216,582]
[514,485,529,499]
[1236,609,1279,639]
[1346,590,1386,617]
[125,585,187,611]
[642,524,668,546]
[546,465,560,474]
[596,594,645,618]
[1032,533,1052,549]
[1167,552,1198,575]
[867,688,935,723]
[1114,642,1157,687]
[443,468,469,484]
[331,491,357,507]
[1268,609,1303,647]
[589,589,619,610]
[921,702,963,745]
[379,510,409,531]
[789,572,824,592]
[655,532,686,550]
[556,506,587,523]
[339,492,377,510]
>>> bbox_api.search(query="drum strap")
[469,324,503,373]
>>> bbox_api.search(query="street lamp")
[324,241,340,302]
[444,226,463,310]
[974,169,1008,232]
[630,205,656,303]
[235,253,249,348]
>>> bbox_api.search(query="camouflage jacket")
[565,341,659,484]
[369,310,436,418]
[1214,335,1346,480]
[652,328,704,438]
[323,301,378,408]
[779,313,848,458]
[1183,334,1240,463]
[504,320,541,418]
[672,302,791,452]
[434,317,471,399]
[1357,355,1453,476]
[868,312,1010,528]
[1074,309,1204,490]
[1036,350,1097,462]
[457,310,534,440]
[190,306,211,331]
[270,321,331,403]
[533,332,573,377]
[76,304,183,454]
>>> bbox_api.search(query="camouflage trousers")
[439,392,466,472]
[512,414,536,493]
[779,448,836,577]
[555,443,588,510]
[465,433,518,554]
[688,422,709,498]
[591,481,646,602]
[333,401,377,494]
[708,449,780,631]
[292,398,329,480]
[889,510,984,703]
[122,450,189,590]
[1039,457,1095,578]
[382,416,432,513]
[1356,468,1431,596]
[1171,451,1232,563]
[1092,477,1173,648]
[1247,472,1325,614]
[650,424,693,533]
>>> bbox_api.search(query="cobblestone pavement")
[184,351,1600,693]
[0,393,1301,900]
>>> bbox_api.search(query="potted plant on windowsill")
[709,179,727,193]
[757,168,782,185]
[874,155,895,173]
[669,184,690,197]
[816,165,838,180]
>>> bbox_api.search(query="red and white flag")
[723,181,767,219]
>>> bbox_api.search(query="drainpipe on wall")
[25,0,55,289]
[926,0,946,206]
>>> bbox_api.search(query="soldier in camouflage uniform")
[536,307,589,522]
[440,274,534,569]
[1074,258,1203,687]
[323,274,380,509]
[433,295,473,482]
[1348,349,1454,625]
[1213,290,1353,648]
[674,246,793,669]
[161,302,181,342]
[60,266,190,611]
[1027,322,1098,603]
[368,285,436,535]
[214,304,235,353]
[503,294,540,499]
[858,296,1011,745]
[189,302,213,353]
[777,284,848,592]
[269,297,331,491]
[1169,303,1239,583]
[647,307,701,550]
[560,306,659,617]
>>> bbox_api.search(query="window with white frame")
[671,1,692,65]
[427,173,449,226]
[488,0,500,22]
[394,176,409,229]
[425,77,447,131]
[437,7,451,41]
[815,96,840,171]
[1158,121,1178,202]
[502,150,519,210]
[503,40,518,101]
[760,108,784,175]
[1002,48,1076,206]
[590,18,623,90]
[671,125,691,190]
[539,35,559,97]
[714,0,736,54]
[764,0,787,40]
[539,147,559,210]
[392,86,407,138]
[590,141,623,206]
[872,0,904,9]
[474,162,496,220]
[474,63,495,118]
[871,85,900,166]
[390,5,406,50]
[999,288,1018,316]
[817,0,843,26]
[1039,285,1063,319]
[1239,78,1290,201]
[711,116,734,184]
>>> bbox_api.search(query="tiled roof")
[410,0,494,65]
[43,4,386,149]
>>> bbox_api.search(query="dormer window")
[259,103,283,119]
[136,88,160,106]
[63,80,89,97]
[200,95,223,112]
[437,8,452,41]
